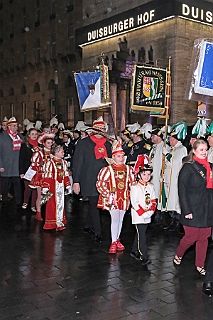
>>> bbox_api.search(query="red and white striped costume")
[96,163,134,211]
[29,147,51,188]
[42,157,71,230]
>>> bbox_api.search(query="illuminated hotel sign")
[76,0,213,46]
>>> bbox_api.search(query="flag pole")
[159,56,171,205]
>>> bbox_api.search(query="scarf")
[193,155,212,189]
[90,135,107,160]
[7,129,22,150]
[28,138,38,149]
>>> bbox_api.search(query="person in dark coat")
[120,128,133,156]
[19,128,39,212]
[0,117,24,206]
[173,139,213,276]
[126,129,152,167]
[72,117,112,243]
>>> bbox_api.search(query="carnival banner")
[74,67,111,111]
[131,65,167,112]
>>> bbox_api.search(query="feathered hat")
[121,128,131,138]
[112,140,124,156]
[26,121,35,131]
[58,123,65,131]
[133,154,153,175]
[75,121,86,132]
[38,131,55,145]
[35,120,43,132]
[169,121,187,141]
[140,123,152,139]
[191,118,207,138]
[50,116,58,128]
[23,118,30,127]
[206,122,213,137]
[126,122,141,134]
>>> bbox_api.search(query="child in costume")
[130,154,156,265]
[41,144,71,231]
[29,131,55,220]
[96,140,134,253]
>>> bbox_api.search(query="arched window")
[48,79,55,90]
[9,87,14,96]
[33,82,40,92]
[20,85,27,94]
[65,75,74,87]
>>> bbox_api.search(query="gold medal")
[118,182,124,189]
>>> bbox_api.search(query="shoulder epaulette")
[128,141,133,147]
[144,143,152,151]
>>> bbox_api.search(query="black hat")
[149,128,164,140]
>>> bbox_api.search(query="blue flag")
[74,71,111,111]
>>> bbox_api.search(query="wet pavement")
[0,196,213,320]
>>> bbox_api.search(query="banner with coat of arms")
[131,65,167,112]
[74,65,111,112]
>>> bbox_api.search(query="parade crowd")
[0,115,213,296]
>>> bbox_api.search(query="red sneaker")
[116,238,125,251]
[108,242,117,254]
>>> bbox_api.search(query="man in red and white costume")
[96,140,134,253]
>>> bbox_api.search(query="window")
[0,19,3,38]
[0,104,3,120]
[9,87,14,96]
[10,14,14,36]
[22,7,26,28]
[22,102,27,120]
[67,97,74,127]
[36,1,40,25]
[50,32,56,59]
[50,99,55,117]
[10,103,14,116]
[0,52,3,72]
[22,43,27,66]
[50,0,56,18]
[10,48,14,69]
[67,0,73,11]
[34,100,41,118]
[35,38,40,63]
[68,24,74,53]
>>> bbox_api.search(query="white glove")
[162,147,169,155]
[65,186,72,195]
[42,188,48,194]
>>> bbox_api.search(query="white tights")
[109,209,125,243]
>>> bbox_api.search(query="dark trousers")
[86,196,101,235]
[23,180,37,207]
[132,224,148,259]
[1,176,22,204]
[205,250,213,282]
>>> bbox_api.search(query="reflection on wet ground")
[0,196,213,319]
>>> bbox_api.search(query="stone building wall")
[0,0,83,127]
